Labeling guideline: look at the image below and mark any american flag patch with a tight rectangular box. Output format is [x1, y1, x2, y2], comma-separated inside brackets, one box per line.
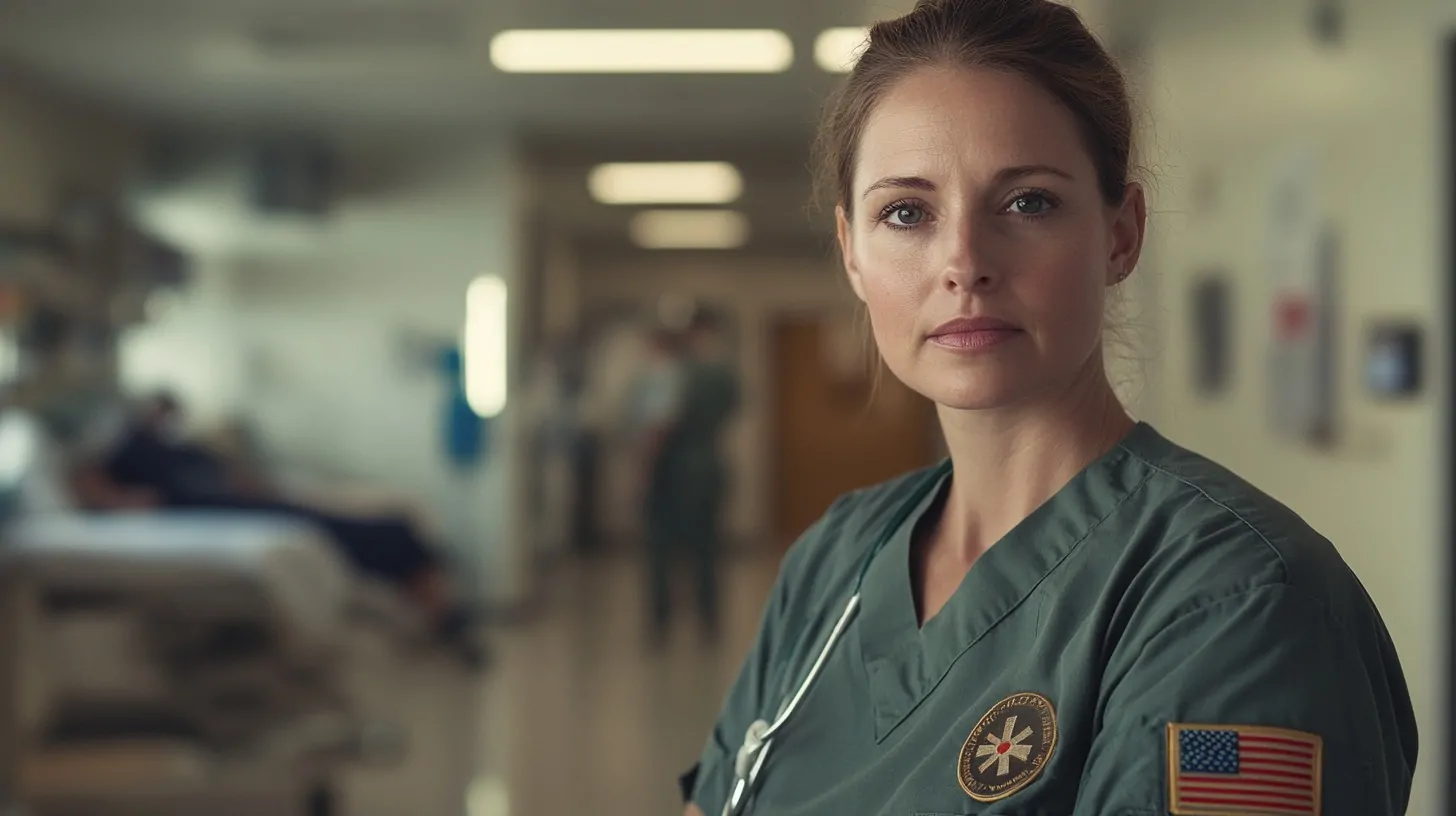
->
[1167, 723, 1322, 815]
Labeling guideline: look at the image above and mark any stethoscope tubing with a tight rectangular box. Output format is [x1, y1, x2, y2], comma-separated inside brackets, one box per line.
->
[721, 593, 862, 816]
[719, 460, 951, 816]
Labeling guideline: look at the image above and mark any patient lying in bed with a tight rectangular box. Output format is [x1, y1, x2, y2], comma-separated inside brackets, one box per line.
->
[67, 392, 485, 667]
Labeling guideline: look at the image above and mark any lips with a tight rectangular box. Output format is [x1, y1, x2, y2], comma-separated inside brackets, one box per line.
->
[929, 316, 1021, 336]
[927, 316, 1023, 350]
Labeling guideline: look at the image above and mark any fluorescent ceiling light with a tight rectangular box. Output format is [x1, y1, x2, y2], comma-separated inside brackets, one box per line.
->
[629, 209, 750, 250]
[815, 27, 870, 73]
[589, 162, 742, 205]
[490, 29, 794, 74]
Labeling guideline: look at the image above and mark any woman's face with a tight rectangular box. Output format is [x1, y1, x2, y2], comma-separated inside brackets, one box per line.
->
[837, 66, 1145, 412]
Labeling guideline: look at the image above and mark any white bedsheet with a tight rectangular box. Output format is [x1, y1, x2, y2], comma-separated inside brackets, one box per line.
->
[0, 512, 350, 650]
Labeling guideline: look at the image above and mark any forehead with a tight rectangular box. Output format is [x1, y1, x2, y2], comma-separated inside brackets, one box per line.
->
[854, 66, 1094, 191]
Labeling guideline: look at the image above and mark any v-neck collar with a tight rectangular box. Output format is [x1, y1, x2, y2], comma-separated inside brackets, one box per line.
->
[855, 422, 1152, 742]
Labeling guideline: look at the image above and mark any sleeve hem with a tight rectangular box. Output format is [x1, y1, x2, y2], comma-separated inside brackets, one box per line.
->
[678, 763, 700, 804]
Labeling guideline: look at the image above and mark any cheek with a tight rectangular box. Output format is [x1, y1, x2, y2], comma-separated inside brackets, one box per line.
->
[853, 237, 934, 339]
[1020, 247, 1108, 342]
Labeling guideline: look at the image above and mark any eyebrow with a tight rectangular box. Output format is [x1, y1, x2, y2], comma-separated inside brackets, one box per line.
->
[860, 164, 1076, 200]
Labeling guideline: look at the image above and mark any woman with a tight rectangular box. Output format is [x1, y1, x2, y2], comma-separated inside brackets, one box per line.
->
[682, 1, 1417, 814]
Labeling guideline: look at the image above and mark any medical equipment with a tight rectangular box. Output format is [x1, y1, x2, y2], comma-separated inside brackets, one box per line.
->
[721, 462, 950, 816]
[0, 513, 392, 811]
[0, 410, 419, 815]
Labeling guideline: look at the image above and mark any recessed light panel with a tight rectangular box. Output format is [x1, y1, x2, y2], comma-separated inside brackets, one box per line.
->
[588, 162, 743, 205]
[491, 29, 794, 74]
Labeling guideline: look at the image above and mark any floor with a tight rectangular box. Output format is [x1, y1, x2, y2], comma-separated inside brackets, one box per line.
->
[341, 550, 780, 816]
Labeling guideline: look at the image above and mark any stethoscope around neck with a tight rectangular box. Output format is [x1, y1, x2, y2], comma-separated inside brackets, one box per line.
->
[720, 462, 949, 816]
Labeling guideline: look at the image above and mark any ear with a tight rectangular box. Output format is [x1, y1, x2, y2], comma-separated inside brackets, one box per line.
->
[1107, 182, 1147, 286]
[837, 205, 868, 302]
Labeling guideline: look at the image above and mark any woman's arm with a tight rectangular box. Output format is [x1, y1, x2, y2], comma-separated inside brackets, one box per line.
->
[1072, 583, 1416, 815]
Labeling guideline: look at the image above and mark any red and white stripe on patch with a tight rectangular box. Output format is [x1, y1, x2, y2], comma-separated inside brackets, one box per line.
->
[1167, 723, 1322, 815]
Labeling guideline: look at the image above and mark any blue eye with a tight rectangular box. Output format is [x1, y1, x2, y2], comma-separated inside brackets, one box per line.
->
[882, 202, 927, 228]
[1007, 192, 1055, 216]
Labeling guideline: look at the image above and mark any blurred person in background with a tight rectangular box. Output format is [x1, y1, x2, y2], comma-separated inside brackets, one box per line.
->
[682, 0, 1415, 814]
[637, 324, 688, 643]
[68, 390, 486, 667]
[640, 312, 740, 646]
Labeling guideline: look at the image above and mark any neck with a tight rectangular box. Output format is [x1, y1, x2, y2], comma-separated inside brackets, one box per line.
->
[933, 358, 1134, 563]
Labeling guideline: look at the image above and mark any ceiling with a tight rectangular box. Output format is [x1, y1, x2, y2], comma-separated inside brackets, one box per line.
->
[0, 0, 920, 253]
[0, 0, 903, 142]
[0, 0, 1154, 256]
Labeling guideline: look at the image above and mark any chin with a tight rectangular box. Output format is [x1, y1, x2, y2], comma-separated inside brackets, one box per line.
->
[907, 368, 1036, 412]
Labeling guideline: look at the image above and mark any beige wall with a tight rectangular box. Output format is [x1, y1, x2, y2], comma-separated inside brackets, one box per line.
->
[1137, 2, 1450, 811]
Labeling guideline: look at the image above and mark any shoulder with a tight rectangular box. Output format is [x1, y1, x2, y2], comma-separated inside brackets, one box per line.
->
[1114, 424, 1375, 632]
[1099, 428, 1415, 771]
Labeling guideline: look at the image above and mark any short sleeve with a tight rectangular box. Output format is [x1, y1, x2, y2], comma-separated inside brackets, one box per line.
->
[1071, 584, 1417, 815]
[678, 764, 699, 804]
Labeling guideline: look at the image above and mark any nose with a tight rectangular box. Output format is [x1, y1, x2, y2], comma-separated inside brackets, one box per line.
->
[940, 218, 998, 294]
[942, 265, 994, 294]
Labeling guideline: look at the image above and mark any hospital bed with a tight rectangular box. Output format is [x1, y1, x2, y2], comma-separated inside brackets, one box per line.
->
[0, 412, 425, 815]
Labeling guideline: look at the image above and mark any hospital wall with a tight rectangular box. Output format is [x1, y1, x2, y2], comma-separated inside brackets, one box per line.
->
[120, 140, 534, 608]
[1135, 1, 1451, 812]
[120, 257, 245, 425]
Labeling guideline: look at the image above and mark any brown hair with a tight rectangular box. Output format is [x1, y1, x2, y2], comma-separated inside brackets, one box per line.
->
[815, 0, 1135, 215]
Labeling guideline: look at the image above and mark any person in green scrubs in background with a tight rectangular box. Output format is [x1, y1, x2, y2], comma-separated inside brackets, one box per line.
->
[643, 310, 740, 645]
[681, 0, 1417, 814]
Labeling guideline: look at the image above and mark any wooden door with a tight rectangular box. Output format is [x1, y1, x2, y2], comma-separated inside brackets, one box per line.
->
[770, 316, 939, 545]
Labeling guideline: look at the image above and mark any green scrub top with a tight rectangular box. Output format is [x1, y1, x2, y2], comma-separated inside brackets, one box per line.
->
[651, 356, 739, 521]
[663, 357, 739, 464]
[689, 422, 1416, 816]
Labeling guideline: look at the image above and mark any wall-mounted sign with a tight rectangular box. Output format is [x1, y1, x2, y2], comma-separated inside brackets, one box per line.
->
[1265, 150, 1339, 447]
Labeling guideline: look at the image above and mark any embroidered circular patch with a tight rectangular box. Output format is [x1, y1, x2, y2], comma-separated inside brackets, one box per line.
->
[957, 692, 1058, 802]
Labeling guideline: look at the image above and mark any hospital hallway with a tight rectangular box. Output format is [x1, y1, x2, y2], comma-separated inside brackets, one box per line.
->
[342, 549, 780, 816]
[0, 0, 1452, 813]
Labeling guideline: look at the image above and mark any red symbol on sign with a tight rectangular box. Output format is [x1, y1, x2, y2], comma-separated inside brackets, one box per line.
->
[1275, 296, 1311, 342]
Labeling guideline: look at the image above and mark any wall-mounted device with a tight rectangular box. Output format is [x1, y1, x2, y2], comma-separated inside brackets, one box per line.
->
[1364, 321, 1423, 399]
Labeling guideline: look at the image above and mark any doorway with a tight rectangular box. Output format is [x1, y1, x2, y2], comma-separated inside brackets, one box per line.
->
[769, 314, 940, 545]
